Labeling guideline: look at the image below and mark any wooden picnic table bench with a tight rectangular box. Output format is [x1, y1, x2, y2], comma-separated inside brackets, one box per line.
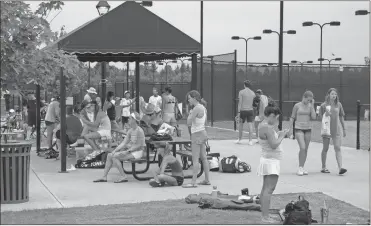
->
[123, 137, 204, 181]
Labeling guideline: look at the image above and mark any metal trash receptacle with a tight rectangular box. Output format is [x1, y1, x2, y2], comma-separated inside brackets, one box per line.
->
[1, 141, 32, 204]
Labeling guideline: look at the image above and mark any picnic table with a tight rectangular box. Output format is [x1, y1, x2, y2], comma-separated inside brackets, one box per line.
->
[121, 136, 204, 181]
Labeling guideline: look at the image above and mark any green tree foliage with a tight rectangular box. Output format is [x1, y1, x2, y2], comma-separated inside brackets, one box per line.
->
[365, 57, 370, 66]
[1, 1, 86, 97]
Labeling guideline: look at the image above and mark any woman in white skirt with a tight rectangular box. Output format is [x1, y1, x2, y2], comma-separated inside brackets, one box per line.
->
[257, 103, 288, 223]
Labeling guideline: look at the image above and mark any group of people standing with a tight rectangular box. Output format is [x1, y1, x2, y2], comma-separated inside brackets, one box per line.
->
[236, 80, 348, 223]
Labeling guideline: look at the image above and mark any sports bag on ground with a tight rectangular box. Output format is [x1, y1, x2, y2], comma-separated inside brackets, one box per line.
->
[220, 155, 240, 173]
[283, 196, 315, 225]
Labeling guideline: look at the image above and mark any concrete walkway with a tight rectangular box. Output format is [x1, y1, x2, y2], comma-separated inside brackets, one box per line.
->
[1, 138, 369, 212]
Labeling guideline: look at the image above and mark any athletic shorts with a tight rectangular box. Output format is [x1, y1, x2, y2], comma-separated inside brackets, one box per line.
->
[171, 175, 184, 186]
[294, 128, 311, 135]
[240, 110, 254, 123]
[163, 113, 176, 124]
[56, 130, 73, 144]
[97, 130, 111, 139]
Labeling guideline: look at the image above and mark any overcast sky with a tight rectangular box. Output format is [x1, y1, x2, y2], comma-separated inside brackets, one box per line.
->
[27, 1, 369, 68]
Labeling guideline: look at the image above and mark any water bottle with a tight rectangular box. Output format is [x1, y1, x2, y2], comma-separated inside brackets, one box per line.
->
[212, 186, 218, 198]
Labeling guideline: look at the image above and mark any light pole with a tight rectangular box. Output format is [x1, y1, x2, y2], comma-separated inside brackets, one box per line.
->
[355, 10, 370, 15]
[157, 60, 177, 85]
[302, 20, 341, 81]
[88, 62, 91, 88]
[262, 3, 296, 130]
[318, 57, 342, 69]
[96, 1, 111, 107]
[291, 60, 313, 71]
[231, 35, 262, 79]
[200, 1, 204, 96]
[339, 65, 344, 101]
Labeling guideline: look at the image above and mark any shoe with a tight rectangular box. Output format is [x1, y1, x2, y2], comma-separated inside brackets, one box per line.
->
[248, 141, 254, 146]
[303, 169, 309, 175]
[297, 167, 304, 176]
[235, 139, 241, 144]
[339, 168, 347, 175]
[261, 217, 277, 224]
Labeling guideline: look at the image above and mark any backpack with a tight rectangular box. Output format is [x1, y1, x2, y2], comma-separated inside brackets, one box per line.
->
[283, 196, 314, 225]
[220, 155, 240, 173]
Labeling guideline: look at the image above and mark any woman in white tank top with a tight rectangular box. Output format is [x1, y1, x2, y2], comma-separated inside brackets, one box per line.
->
[257, 103, 289, 223]
[182, 90, 210, 188]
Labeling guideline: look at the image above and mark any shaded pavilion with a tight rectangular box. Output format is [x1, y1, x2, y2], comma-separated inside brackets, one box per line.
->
[47, 1, 201, 171]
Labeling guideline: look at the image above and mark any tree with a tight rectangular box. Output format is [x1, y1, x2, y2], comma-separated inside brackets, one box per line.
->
[150, 62, 158, 83]
[365, 57, 370, 66]
[1, 1, 85, 97]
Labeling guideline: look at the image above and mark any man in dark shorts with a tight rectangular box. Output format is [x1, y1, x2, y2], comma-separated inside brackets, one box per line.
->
[55, 105, 83, 153]
[26, 93, 44, 140]
[149, 143, 184, 187]
[236, 80, 256, 145]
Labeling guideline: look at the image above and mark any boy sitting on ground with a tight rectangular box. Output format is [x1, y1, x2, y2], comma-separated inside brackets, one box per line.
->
[149, 143, 184, 187]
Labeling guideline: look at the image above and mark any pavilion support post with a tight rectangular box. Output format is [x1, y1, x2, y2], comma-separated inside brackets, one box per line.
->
[135, 60, 140, 113]
[59, 67, 67, 173]
[36, 84, 41, 152]
[191, 54, 198, 90]
[126, 62, 129, 91]
[101, 62, 106, 110]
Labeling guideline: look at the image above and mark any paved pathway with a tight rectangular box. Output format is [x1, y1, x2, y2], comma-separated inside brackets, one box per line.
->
[1, 138, 369, 212]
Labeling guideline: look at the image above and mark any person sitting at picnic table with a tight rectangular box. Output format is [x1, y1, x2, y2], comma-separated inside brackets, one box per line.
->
[149, 143, 184, 187]
[54, 105, 83, 153]
[141, 103, 163, 136]
[6, 109, 17, 129]
[82, 101, 112, 151]
[93, 112, 146, 183]
[80, 100, 96, 136]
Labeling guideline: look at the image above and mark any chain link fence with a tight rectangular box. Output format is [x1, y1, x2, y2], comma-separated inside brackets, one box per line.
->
[357, 101, 370, 151]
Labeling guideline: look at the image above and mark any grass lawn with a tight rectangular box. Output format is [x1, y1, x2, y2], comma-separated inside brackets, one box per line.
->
[2, 192, 369, 224]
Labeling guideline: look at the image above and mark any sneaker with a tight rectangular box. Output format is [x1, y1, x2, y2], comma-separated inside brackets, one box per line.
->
[303, 169, 309, 175]
[261, 217, 277, 224]
[297, 167, 304, 176]
[248, 140, 254, 146]
[235, 139, 241, 144]
[339, 168, 347, 175]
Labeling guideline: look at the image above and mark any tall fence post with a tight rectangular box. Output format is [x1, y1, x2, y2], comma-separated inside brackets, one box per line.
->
[210, 57, 214, 127]
[356, 100, 361, 150]
[292, 101, 296, 139]
[233, 50, 237, 131]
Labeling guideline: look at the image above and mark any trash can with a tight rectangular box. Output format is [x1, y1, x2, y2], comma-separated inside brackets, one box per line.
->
[0, 141, 32, 204]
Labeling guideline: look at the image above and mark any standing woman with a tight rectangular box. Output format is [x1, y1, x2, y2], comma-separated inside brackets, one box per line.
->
[289, 91, 316, 176]
[182, 90, 210, 188]
[103, 91, 120, 131]
[319, 88, 347, 175]
[257, 103, 288, 223]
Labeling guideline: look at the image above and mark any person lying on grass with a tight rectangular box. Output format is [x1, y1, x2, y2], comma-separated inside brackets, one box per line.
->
[93, 112, 146, 183]
[149, 143, 184, 187]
